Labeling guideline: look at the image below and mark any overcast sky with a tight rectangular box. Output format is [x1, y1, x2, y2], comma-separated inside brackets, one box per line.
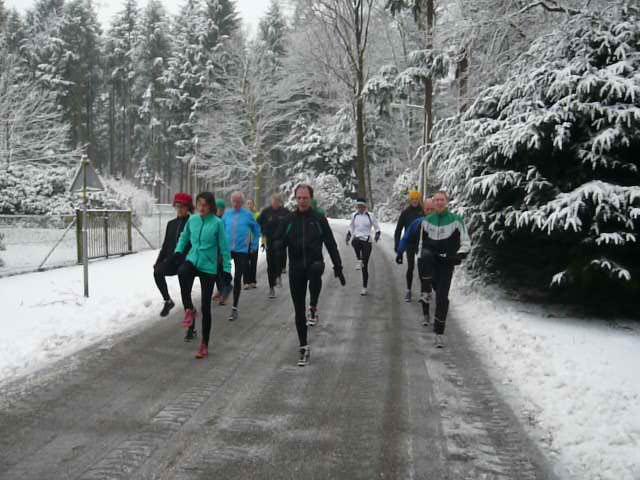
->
[6, 0, 268, 36]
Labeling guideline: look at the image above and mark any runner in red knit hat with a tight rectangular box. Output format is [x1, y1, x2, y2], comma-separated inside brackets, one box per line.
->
[153, 192, 194, 340]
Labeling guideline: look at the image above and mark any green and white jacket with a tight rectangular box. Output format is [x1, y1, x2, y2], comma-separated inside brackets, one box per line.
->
[398, 210, 470, 257]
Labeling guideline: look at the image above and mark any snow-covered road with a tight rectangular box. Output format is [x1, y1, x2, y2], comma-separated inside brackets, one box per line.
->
[0, 223, 552, 479]
[0, 220, 637, 479]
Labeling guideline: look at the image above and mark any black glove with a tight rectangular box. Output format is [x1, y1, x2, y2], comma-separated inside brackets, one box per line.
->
[374, 231, 381, 242]
[345, 231, 351, 245]
[395, 254, 403, 265]
[222, 271, 233, 285]
[334, 266, 346, 286]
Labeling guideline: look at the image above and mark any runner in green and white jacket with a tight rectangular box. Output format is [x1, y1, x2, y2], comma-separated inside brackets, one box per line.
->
[396, 191, 470, 347]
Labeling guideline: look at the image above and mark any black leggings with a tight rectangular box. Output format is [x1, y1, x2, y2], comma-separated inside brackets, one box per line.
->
[418, 250, 454, 334]
[232, 252, 249, 307]
[351, 238, 372, 287]
[266, 246, 284, 288]
[245, 251, 258, 285]
[154, 258, 179, 301]
[289, 261, 324, 346]
[406, 248, 416, 290]
[178, 261, 217, 345]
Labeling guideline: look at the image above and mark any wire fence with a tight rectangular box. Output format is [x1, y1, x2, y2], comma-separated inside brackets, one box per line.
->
[0, 204, 176, 277]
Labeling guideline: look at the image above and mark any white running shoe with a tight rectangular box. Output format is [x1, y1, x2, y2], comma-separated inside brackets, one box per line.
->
[355, 261, 361, 270]
[360, 287, 368, 296]
[434, 334, 445, 348]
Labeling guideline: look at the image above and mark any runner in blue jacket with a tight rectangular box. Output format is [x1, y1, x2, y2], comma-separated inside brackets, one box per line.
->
[222, 191, 261, 322]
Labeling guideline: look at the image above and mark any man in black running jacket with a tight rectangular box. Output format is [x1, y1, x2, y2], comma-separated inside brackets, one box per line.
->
[282, 184, 345, 367]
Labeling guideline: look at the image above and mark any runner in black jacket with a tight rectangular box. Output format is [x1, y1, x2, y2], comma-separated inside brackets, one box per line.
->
[154, 193, 193, 324]
[394, 191, 424, 302]
[282, 184, 345, 367]
[257, 193, 291, 298]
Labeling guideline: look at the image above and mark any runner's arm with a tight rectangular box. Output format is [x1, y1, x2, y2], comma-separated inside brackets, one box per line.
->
[175, 219, 191, 254]
[320, 216, 342, 269]
[393, 211, 405, 252]
[156, 222, 171, 264]
[217, 222, 232, 273]
[397, 217, 421, 256]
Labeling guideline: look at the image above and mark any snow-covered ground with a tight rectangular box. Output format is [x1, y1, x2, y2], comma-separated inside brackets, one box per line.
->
[452, 274, 640, 480]
[377, 220, 640, 480]
[0, 250, 173, 383]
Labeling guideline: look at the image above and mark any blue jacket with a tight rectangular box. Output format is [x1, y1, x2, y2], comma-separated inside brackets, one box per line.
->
[222, 208, 261, 253]
[175, 214, 231, 275]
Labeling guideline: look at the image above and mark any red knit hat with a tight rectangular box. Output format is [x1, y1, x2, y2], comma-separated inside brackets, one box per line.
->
[173, 192, 194, 212]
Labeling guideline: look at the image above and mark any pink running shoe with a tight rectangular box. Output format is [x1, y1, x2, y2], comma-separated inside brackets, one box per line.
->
[195, 342, 208, 359]
[183, 309, 196, 329]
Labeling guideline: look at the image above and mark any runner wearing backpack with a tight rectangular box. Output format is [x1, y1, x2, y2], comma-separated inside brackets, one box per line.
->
[346, 198, 381, 296]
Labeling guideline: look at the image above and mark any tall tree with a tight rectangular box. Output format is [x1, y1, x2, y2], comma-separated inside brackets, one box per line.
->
[3, 9, 25, 52]
[104, 0, 139, 177]
[300, 0, 375, 199]
[59, 0, 102, 156]
[134, 0, 172, 187]
[160, 0, 215, 192]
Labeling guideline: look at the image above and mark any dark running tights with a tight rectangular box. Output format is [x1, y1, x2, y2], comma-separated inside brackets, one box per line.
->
[418, 251, 454, 335]
[406, 249, 416, 290]
[351, 238, 372, 288]
[289, 262, 324, 347]
[232, 252, 249, 308]
[178, 261, 217, 345]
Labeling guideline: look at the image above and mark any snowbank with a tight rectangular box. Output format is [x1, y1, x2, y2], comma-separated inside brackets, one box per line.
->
[379, 219, 640, 479]
[0, 250, 171, 383]
[453, 273, 640, 480]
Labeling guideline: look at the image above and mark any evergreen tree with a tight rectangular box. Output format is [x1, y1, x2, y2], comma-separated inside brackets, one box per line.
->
[134, 0, 172, 185]
[3, 9, 25, 53]
[58, 0, 102, 155]
[160, 0, 214, 190]
[431, 8, 640, 304]
[203, 0, 239, 48]
[0, 0, 7, 32]
[104, 0, 139, 177]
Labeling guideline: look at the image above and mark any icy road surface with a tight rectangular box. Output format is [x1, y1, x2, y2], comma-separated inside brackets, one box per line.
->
[0, 224, 554, 479]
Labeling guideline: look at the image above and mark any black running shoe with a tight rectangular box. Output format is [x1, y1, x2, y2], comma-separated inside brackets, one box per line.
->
[184, 328, 197, 342]
[297, 346, 310, 366]
[160, 299, 175, 317]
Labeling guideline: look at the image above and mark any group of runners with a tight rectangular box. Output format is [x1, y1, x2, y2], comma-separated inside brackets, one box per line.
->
[153, 184, 468, 365]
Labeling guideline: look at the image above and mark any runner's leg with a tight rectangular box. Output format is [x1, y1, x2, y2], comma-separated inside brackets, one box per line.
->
[232, 252, 249, 308]
[178, 261, 197, 311]
[433, 260, 455, 335]
[406, 248, 416, 290]
[199, 272, 216, 345]
[360, 241, 372, 288]
[289, 266, 309, 346]
[308, 261, 324, 309]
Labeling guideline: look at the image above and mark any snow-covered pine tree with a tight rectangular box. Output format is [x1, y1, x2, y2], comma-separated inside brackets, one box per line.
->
[283, 110, 355, 193]
[3, 9, 25, 53]
[133, 0, 172, 187]
[0, 41, 76, 166]
[160, 0, 215, 191]
[58, 0, 102, 156]
[104, 0, 139, 177]
[431, 8, 640, 304]
[0, 0, 7, 31]
[203, 0, 239, 49]
[19, 3, 71, 111]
